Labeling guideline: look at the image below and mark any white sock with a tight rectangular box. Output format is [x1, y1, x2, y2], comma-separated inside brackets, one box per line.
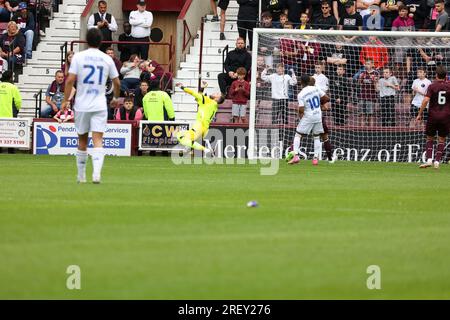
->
[91, 148, 105, 179]
[313, 136, 321, 159]
[293, 134, 301, 155]
[76, 150, 88, 180]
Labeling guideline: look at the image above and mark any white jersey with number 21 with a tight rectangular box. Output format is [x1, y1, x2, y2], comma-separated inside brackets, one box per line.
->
[69, 48, 119, 113]
[297, 85, 325, 123]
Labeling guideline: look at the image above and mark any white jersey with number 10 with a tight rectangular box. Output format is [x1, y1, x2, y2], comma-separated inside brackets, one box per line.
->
[69, 48, 119, 113]
[297, 85, 325, 123]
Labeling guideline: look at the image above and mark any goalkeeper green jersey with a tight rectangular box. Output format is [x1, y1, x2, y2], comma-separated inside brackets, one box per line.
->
[142, 90, 175, 121]
[0, 81, 22, 118]
[183, 87, 218, 130]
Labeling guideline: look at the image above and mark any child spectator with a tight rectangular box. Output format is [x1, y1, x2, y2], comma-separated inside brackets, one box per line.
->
[120, 54, 142, 94]
[53, 102, 74, 123]
[377, 67, 399, 127]
[115, 97, 143, 121]
[229, 67, 250, 123]
[278, 13, 288, 28]
[357, 58, 379, 127]
[410, 67, 431, 126]
[261, 63, 298, 125]
[261, 10, 274, 28]
[313, 63, 329, 93]
[329, 65, 351, 125]
[298, 12, 311, 29]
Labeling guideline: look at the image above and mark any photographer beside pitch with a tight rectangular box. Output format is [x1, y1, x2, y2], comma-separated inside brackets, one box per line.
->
[416, 65, 450, 169]
[62, 28, 121, 184]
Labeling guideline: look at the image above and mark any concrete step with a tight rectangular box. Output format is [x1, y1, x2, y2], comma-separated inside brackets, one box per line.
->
[179, 62, 223, 72]
[45, 28, 80, 38]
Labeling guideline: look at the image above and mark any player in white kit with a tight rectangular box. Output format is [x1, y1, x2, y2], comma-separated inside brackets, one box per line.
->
[288, 74, 330, 165]
[62, 28, 121, 184]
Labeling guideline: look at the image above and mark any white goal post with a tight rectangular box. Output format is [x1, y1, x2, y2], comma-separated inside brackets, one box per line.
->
[248, 29, 450, 162]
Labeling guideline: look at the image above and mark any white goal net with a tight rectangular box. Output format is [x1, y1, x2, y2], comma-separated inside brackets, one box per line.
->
[248, 29, 450, 162]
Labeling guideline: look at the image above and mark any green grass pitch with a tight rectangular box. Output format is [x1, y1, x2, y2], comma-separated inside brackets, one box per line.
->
[0, 154, 449, 299]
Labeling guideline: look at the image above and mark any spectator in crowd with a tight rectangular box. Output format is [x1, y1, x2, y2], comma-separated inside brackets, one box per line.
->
[391, 4, 414, 74]
[262, 0, 285, 25]
[261, 10, 274, 28]
[0, 70, 21, 118]
[129, 0, 153, 60]
[37, 0, 55, 37]
[357, 58, 379, 126]
[236, 0, 259, 50]
[410, 67, 431, 126]
[392, 4, 415, 30]
[120, 54, 142, 94]
[380, 0, 402, 30]
[42, 70, 68, 117]
[261, 63, 297, 124]
[142, 79, 175, 121]
[313, 63, 329, 92]
[278, 13, 289, 28]
[229, 67, 250, 123]
[115, 97, 143, 121]
[62, 51, 74, 78]
[334, 0, 352, 22]
[297, 36, 321, 74]
[12, 2, 34, 60]
[406, 37, 431, 82]
[53, 101, 74, 123]
[314, 1, 338, 29]
[434, 0, 448, 31]
[133, 79, 149, 110]
[118, 22, 134, 62]
[280, 23, 299, 75]
[329, 65, 351, 125]
[363, 4, 385, 30]
[320, 41, 348, 73]
[210, 0, 228, 40]
[105, 47, 122, 75]
[298, 12, 312, 29]
[140, 59, 167, 88]
[87, 0, 118, 52]
[339, 1, 363, 42]
[405, 0, 427, 30]
[359, 36, 389, 71]
[311, 0, 331, 22]
[0, 21, 25, 69]
[218, 37, 251, 96]
[377, 67, 399, 126]
[357, 0, 381, 19]
[0, 0, 11, 22]
[256, 55, 271, 99]
[284, 0, 309, 25]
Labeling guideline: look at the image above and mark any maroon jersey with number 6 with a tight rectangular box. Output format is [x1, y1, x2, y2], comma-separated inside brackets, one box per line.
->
[425, 80, 450, 137]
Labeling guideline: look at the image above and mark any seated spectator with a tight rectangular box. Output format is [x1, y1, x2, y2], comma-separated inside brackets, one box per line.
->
[313, 0, 331, 22]
[12, 2, 34, 60]
[357, 0, 381, 19]
[140, 58, 164, 82]
[229, 67, 250, 123]
[262, 0, 284, 25]
[133, 79, 149, 110]
[105, 47, 122, 75]
[120, 54, 141, 94]
[284, 0, 309, 26]
[391, 4, 414, 30]
[363, 4, 385, 30]
[218, 37, 251, 96]
[118, 21, 134, 62]
[314, 1, 338, 29]
[298, 12, 312, 29]
[115, 97, 143, 121]
[0, 0, 11, 22]
[142, 79, 174, 121]
[42, 70, 66, 117]
[278, 13, 288, 28]
[260, 11, 274, 28]
[87, 0, 118, 52]
[0, 21, 25, 69]
[53, 102, 74, 123]
[339, 1, 363, 42]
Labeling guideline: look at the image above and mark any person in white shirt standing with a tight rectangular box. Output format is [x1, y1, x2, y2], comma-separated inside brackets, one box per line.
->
[129, 0, 153, 60]
[410, 67, 431, 128]
[87, 0, 118, 52]
[62, 28, 121, 184]
[287, 74, 330, 166]
[312, 63, 329, 93]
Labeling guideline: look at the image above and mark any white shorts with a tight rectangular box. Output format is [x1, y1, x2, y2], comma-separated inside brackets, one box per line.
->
[74, 110, 108, 135]
[297, 120, 324, 136]
[232, 104, 246, 117]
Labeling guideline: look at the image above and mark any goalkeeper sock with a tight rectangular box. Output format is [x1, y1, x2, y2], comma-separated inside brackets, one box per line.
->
[435, 143, 445, 162]
[426, 140, 434, 161]
[91, 148, 105, 179]
[313, 136, 321, 159]
[323, 139, 333, 161]
[76, 150, 88, 181]
[192, 141, 206, 151]
[293, 134, 301, 154]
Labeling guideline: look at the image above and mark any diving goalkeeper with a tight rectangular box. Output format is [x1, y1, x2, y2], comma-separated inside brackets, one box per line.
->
[175, 81, 225, 153]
